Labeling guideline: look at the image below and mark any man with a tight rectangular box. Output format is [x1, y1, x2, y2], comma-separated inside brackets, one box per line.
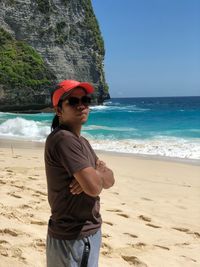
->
[45, 79, 115, 267]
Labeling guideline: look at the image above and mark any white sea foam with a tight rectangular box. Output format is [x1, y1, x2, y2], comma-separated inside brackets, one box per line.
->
[0, 117, 50, 141]
[90, 105, 108, 110]
[0, 117, 200, 160]
[86, 137, 200, 160]
[103, 101, 123, 106]
[90, 105, 150, 112]
[103, 101, 114, 105]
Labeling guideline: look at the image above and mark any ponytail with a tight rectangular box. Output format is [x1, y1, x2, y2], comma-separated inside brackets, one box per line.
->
[51, 114, 59, 131]
[51, 97, 63, 131]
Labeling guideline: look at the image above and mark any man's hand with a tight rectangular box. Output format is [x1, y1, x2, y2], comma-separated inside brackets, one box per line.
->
[95, 158, 115, 189]
[69, 178, 83, 195]
[96, 159, 107, 171]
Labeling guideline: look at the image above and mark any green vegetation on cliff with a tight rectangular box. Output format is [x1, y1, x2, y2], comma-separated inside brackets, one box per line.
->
[82, 0, 105, 55]
[0, 28, 54, 89]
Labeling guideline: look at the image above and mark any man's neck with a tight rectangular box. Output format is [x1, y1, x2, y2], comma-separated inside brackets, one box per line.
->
[59, 123, 81, 137]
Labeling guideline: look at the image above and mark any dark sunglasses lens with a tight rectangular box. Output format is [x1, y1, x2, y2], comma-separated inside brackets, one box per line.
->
[68, 97, 79, 106]
[68, 96, 91, 106]
[82, 96, 91, 105]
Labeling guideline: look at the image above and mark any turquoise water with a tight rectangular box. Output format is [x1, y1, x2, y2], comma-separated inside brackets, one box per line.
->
[87, 97, 200, 140]
[0, 96, 200, 159]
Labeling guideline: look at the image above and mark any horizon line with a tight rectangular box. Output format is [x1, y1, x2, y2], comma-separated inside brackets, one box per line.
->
[109, 95, 200, 99]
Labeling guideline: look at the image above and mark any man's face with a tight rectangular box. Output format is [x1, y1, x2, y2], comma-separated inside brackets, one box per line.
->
[56, 87, 90, 126]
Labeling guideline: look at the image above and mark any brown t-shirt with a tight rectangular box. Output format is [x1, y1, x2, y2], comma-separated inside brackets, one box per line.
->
[44, 125, 102, 240]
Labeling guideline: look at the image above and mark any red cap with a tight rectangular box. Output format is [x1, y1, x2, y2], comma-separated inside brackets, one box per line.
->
[52, 80, 94, 107]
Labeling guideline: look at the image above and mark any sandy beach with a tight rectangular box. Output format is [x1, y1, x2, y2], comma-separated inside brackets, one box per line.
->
[0, 139, 200, 267]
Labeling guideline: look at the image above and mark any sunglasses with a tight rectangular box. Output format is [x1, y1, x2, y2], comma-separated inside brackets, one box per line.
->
[65, 96, 91, 107]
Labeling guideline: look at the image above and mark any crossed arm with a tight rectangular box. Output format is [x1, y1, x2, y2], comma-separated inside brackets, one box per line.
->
[70, 159, 115, 197]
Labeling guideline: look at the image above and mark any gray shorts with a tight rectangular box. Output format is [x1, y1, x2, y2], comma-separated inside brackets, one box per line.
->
[46, 229, 102, 267]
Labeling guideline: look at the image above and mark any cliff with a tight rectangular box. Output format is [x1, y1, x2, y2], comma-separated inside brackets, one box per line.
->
[0, 0, 109, 112]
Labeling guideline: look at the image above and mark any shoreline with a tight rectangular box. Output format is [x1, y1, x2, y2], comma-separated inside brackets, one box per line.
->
[0, 137, 199, 166]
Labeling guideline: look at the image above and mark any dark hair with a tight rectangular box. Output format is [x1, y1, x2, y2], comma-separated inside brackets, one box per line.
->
[51, 99, 63, 131]
[51, 115, 59, 131]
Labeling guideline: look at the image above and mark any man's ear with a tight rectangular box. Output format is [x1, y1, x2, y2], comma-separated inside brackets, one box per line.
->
[54, 106, 62, 117]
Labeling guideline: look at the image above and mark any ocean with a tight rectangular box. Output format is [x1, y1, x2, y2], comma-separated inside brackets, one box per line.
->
[0, 96, 200, 160]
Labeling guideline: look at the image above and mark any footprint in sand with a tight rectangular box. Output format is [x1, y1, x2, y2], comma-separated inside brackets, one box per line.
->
[30, 220, 47, 226]
[131, 242, 147, 249]
[13, 155, 22, 158]
[103, 221, 114, 226]
[0, 228, 18, 237]
[192, 232, 200, 238]
[154, 244, 170, 250]
[32, 193, 42, 197]
[0, 179, 6, 185]
[117, 213, 130, 218]
[11, 247, 26, 261]
[102, 233, 111, 238]
[1, 211, 24, 223]
[31, 238, 46, 251]
[35, 190, 47, 196]
[0, 248, 9, 257]
[28, 176, 37, 180]
[32, 190, 47, 197]
[111, 192, 119, 195]
[141, 197, 153, 201]
[12, 185, 25, 190]
[8, 192, 22, 199]
[146, 223, 161, 229]
[180, 255, 197, 262]
[31, 192, 46, 199]
[5, 169, 13, 173]
[0, 242, 26, 262]
[0, 240, 10, 257]
[121, 255, 148, 267]
[106, 209, 123, 212]
[10, 180, 20, 185]
[19, 204, 32, 209]
[0, 240, 10, 245]
[0, 228, 29, 237]
[138, 215, 152, 222]
[101, 242, 112, 256]
[172, 227, 190, 233]
[0, 241, 9, 257]
[172, 227, 200, 239]
[175, 242, 190, 247]
[30, 200, 41, 206]
[106, 209, 130, 218]
[123, 233, 138, 238]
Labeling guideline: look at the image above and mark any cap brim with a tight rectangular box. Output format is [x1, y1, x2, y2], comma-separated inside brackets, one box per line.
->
[52, 81, 94, 107]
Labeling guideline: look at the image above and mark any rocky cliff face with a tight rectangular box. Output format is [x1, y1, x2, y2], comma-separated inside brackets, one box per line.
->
[0, 0, 109, 112]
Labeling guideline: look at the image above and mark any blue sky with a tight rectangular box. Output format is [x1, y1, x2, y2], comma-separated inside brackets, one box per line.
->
[92, 0, 200, 97]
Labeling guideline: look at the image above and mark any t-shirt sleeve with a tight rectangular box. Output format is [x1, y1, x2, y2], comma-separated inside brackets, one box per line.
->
[83, 137, 99, 163]
[54, 134, 92, 175]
